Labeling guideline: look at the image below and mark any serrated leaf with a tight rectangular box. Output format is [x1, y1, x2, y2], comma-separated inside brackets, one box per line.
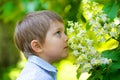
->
[103, 1, 119, 20]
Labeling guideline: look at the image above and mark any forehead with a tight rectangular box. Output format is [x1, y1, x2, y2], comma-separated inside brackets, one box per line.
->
[49, 20, 64, 30]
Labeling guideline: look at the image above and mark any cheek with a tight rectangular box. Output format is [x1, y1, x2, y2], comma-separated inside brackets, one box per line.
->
[48, 44, 63, 56]
[44, 37, 64, 52]
[50, 45, 63, 53]
[47, 39, 63, 48]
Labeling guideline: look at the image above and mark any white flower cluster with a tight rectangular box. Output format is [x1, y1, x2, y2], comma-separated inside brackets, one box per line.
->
[89, 12, 120, 42]
[67, 21, 112, 72]
[82, 0, 101, 20]
[82, 0, 120, 42]
[67, 0, 120, 73]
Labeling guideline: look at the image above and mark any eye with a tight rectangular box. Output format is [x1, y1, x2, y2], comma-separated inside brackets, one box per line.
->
[56, 31, 61, 37]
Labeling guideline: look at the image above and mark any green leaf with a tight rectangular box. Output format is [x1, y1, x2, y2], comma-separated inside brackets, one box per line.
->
[81, 14, 86, 23]
[102, 1, 119, 20]
[109, 70, 120, 80]
[76, 66, 82, 79]
[86, 22, 91, 30]
[87, 71, 103, 80]
[118, 0, 120, 8]
[102, 47, 120, 61]
[109, 62, 120, 72]
[102, 73, 110, 80]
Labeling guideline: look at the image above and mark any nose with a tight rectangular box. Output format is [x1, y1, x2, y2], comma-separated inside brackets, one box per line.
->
[64, 34, 68, 42]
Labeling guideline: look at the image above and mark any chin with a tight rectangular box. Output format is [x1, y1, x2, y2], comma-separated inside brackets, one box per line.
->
[55, 53, 68, 62]
[62, 53, 68, 58]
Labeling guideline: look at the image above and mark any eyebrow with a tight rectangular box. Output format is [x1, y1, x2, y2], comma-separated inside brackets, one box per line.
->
[55, 26, 64, 31]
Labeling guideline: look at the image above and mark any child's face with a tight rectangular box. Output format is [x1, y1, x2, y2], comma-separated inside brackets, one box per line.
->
[42, 21, 68, 63]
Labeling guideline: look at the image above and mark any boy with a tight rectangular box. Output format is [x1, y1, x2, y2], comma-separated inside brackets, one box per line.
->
[14, 10, 68, 80]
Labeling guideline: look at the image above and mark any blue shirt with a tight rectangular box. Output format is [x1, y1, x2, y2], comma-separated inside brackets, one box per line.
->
[17, 55, 57, 80]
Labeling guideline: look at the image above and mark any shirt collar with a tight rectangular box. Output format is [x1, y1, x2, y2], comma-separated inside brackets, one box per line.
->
[28, 55, 57, 73]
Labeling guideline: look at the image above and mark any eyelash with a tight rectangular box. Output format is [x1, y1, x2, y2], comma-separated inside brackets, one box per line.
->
[56, 31, 61, 37]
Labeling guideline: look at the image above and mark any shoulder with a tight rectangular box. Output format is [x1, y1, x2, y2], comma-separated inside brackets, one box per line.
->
[17, 73, 53, 80]
[17, 62, 54, 80]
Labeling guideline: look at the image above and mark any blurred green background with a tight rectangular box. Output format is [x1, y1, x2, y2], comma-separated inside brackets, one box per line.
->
[0, 0, 82, 80]
[0, 0, 118, 80]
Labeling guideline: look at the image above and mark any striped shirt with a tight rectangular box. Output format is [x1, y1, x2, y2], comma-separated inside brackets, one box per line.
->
[17, 55, 57, 80]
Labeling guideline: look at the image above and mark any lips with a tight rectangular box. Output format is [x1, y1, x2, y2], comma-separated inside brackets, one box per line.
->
[64, 46, 68, 49]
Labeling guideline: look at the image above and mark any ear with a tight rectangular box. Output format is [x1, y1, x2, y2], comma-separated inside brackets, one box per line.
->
[31, 40, 43, 53]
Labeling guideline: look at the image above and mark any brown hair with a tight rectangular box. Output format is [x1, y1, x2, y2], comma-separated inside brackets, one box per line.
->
[14, 10, 63, 58]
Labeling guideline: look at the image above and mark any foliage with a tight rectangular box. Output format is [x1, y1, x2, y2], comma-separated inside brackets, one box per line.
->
[1, 0, 120, 80]
[67, 0, 120, 80]
[42, 0, 82, 21]
[0, 0, 82, 80]
[102, 0, 120, 20]
[0, 56, 26, 80]
[0, 0, 81, 66]
[87, 46, 120, 80]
